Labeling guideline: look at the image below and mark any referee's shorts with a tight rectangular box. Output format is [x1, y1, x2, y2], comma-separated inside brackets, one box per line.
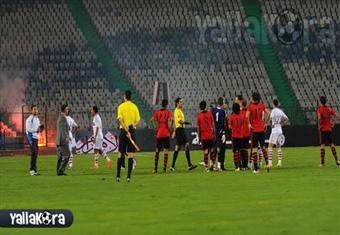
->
[119, 127, 136, 154]
[175, 128, 188, 146]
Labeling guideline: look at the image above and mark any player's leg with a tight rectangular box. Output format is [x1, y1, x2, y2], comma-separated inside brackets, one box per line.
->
[126, 129, 137, 182]
[201, 141, 209, 170]
[320, 131, 326, 167]
[93, 148, 100, 170]
[162, 138, 170, 172]
[30, 139, 39, 175]
[259, 132, 269, 171]
[277, 144, 283, 167]
[127, 152, 134, 182]
[232, 139, 241, 171]
[268, 133, 274, 167]
[219, 144, 226, 170]
[163, 148, 169, 172]
[251, 133, 259, 173]
[185, 142, 197, 170]
[171, 144, 180, 171]
[329, 131, 339, 165]
[171, 129, 181, 171]
[203, 148, 209, 170]
[209, 144, 217, 171]
[320, 144, 326, 167]
[241, 137, 249, 170]
[68, 143, 74, 169]
[330, 143, 340, 166]
[116, 131, 127, 181]
[153, 144, 160, 173]
[99, 148, 112, 169]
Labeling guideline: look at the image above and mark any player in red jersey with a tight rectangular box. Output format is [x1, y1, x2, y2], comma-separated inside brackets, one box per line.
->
[246, 92, 271, 173]
[235, 95, 251, 170]
[196, 101, 215, 171]
[317, 96, 339, 167]
[229, 103, 244, 171]
[151, 99, 173, 173]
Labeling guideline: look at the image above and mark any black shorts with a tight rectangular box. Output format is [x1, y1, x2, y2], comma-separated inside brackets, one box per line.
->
[119, 128, 136, 154]
[320, 131, 333, 145]
[232, 138, 243, 153]
[156, 137, 170, 149]
[175, 128, 188, 146]
[201, 140, 214, 150]
[242, 136, 250, 149]
[251, 132, 265, 148]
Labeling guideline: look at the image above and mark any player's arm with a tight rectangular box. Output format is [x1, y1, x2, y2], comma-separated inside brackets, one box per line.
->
[264, 108, 271, 126]
[134, 107, 141, 128]
[317, 111, 322, 130]
[331, 109, 337, 128]
[169, 116, 174, 135]
[282, 115, 289, 125]
[246, 110, 251, 129]
[72, 125, 78, 135]
[196, 119, 201, 142]
[150, 114, 156, 130]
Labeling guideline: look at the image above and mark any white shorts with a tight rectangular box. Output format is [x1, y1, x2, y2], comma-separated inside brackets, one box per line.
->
[94, 137, 103, 150]
[269, 133, 281, 145]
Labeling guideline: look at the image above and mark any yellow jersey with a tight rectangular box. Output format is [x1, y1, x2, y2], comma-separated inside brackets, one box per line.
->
[174, 108, 185, 129]
[117, 101, 141, 129]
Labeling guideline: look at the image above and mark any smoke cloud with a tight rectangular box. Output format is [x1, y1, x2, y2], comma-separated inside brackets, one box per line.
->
[0, 71, 27, 113]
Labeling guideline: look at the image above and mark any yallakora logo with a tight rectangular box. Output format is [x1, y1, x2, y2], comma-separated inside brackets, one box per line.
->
[10, 211, 65, 226]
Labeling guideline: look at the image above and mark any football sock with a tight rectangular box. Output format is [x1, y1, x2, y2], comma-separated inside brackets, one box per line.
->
[219, 147, 226, 168]
[331, 146, 338, 161]
[69, 154, 73, 165]
[163, 153, 168, 168]
[210, 150, 217, 165]
[95, 153, 99, 166]
[278, 148, 283, 161]
[116, 157, 122, 177]
[268, 147, 273, 164]
[241, 149, 248, 168]
[233, 152, 240, 169]
[320, 148, 325, 164]
[154, 152, 160, 170]
[127, 158, 133, 178]
[262, 148, 268, 165]
[103, 152, 111, 162]
[121, 154, 126, 168]
[204, 153, 209, 166]
[172, 150, 179, 168]
[253, 152, 258, 171]
[185, 150, 192, 166]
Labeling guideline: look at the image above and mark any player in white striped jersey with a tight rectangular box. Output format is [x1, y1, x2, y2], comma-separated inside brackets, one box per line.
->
[268, 99, 289, 168]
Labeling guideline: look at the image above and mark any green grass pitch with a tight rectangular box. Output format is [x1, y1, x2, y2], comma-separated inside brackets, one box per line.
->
[0, 147, 340, 235]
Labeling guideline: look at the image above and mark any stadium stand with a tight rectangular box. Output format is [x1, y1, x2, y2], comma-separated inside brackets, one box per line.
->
[0, 0, 123, 130]
[83, 0, 277, 122]
[260, 0, 340, 123]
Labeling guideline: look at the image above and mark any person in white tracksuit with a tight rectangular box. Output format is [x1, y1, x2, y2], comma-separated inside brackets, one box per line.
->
[268, 99, 289, 167]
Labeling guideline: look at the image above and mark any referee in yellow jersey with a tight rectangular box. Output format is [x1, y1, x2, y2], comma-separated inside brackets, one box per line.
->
[116, 90, 141, 182]
[170, 98, 197, 171]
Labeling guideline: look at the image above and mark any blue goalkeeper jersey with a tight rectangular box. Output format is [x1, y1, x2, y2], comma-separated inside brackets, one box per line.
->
[212, 107, 226, 137]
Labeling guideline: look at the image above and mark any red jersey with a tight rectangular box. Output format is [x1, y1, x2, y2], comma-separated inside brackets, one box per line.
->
[240, 109, 250, 137]
[152, 109, 173, 138]
[196, 111, 214, 140]
[248, 102, 267, 133]
[229, 113, 244, 138]
[317, 105, 336, 132]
